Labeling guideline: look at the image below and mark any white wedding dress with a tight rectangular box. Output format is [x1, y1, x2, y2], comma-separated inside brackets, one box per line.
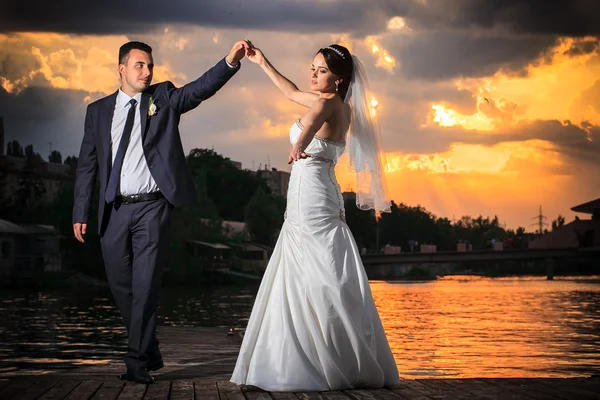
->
[230, 120, 400, 391]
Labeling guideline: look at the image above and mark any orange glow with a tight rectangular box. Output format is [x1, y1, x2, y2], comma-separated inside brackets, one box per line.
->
[430, 102, 496, 131]
[452, 37, 600, 129]
[370, 278, 600, 378]
[365, 36, 396, 71]
[370, 96, 379, 117]
[387, 17, 410, 31]
[334, 139, 574, 228]
[0, 32, 187, 96]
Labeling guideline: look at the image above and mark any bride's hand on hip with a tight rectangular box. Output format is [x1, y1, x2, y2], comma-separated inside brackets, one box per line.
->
[288, 144, 307, 164]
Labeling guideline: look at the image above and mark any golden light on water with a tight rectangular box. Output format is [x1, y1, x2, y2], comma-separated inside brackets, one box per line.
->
[370, 278, 600, 378]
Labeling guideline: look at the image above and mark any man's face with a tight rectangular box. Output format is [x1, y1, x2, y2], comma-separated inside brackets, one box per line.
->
[119, 49, 154, 93]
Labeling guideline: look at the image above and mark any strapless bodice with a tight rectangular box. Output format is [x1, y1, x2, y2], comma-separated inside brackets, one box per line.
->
[289, 120, 345, 162]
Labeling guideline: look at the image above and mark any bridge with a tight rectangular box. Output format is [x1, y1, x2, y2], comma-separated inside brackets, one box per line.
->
[361, 246, 600, 280]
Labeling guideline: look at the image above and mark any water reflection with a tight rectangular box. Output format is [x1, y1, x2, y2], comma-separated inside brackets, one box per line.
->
[0, 285, 260, 375]
[371, 276, 600, 378]
[0, 276, 599, 378]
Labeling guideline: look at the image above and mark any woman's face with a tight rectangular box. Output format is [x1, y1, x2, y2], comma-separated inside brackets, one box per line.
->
[310, 52, 338, 94]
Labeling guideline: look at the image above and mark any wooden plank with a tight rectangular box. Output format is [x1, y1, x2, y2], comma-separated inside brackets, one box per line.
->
[441, 379, 532, 400]
[388, 382, 434, 400]
[38, 381, 82, 400]
[322, 392, 350, 399]
[243, 385, 268, 393]
[143, 381, 170, 400]
[294, 393, 327, 400]
[218, 381, 244, 394]
[270, 393, 299, 399]
[90, 380, 126, 400]
[394, 380, 446, 399]
[509, 379, 572, 400]
[12, 380, 58, 400]
[218, 380, 247, 400]
[366, 389, 404, 400]
[115, 382, 147, 400]
[224, 394, 246, 400]
[193, 379, 218, 390]
[567, 378, 600, 394]
[417, 380, 478, 400]
[344, 390, 379, 399]
[193, 379, 219, 400]
[170, 380, 194, 400]
[542, 377, 600, 397]
[534, 378, 600, 400]
[0, 380, 31, 400]
[0, 381, 10, 394]
[480, 378, 558, 400]
[65, 380, 103, 400]
[246, 393, 274, 400]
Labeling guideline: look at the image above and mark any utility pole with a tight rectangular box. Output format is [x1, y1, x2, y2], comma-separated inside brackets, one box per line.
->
[530, 205, 548, 234]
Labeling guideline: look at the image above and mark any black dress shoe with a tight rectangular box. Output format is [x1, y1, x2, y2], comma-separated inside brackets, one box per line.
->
[118, 368, 155, 384]
[147, 358, 164, 372]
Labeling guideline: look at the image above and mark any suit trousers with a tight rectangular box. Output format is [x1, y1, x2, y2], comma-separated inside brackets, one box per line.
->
[100, 197, 172, 369]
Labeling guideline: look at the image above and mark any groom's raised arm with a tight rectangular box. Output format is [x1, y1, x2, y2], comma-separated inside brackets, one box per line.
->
[166, 41, 247, 114]
[165, 57, 240, 114]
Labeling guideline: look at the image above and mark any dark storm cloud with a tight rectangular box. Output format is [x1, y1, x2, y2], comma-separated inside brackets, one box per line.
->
[563, 39, 600, 57]
[0, 85, 89, 157]
[505, 120, 600, 165]
[0, 0, 378, 35]
[387, 32, 556, 81]
[3, 0, 600, 37]
[399, 0, 600, 37]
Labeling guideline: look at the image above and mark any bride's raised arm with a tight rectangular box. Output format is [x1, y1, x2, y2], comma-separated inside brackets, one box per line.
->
[246, 43, 319, 108]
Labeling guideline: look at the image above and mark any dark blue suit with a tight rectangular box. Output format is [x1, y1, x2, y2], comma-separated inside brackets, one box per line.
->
[72, 57, 240, 370]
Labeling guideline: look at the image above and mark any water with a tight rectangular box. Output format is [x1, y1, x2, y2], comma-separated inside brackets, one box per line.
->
[1, 276, 599, 378]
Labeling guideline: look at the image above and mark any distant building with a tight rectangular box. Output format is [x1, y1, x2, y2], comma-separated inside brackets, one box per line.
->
[256, 168, 291, 198]
[0, 219, 62, 279]
[0, 119, 74, 205]
[230, 160, 242, 170]
[0, 155, 74, 205]
[571, 197, 600, 220]
[529, 197, 600, 249]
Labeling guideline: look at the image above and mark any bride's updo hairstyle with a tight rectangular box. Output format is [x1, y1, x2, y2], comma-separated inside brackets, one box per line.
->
[317, 44, 353, 99]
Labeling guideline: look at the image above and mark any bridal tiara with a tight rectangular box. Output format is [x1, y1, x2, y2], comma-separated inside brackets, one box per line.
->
[325, 46, 345, 59]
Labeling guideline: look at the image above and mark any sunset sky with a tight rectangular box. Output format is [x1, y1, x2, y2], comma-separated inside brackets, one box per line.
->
[2, 0, 600, 229]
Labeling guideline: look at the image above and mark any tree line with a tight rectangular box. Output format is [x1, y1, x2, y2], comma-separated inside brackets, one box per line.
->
[0, 141, 568, 280]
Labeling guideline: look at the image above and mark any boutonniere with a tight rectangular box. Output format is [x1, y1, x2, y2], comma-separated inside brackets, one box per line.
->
[148, 96, 157, 117]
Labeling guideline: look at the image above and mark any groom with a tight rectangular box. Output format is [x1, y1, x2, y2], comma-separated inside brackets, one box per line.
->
[72, 40, 247, 383]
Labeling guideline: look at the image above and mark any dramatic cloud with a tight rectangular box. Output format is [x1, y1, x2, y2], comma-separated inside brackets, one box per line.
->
[396, 0, 600, 36]
[2, 2, 600, 228]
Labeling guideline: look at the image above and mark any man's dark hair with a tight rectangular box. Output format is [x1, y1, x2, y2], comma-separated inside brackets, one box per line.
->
[118, 41, 153, 65]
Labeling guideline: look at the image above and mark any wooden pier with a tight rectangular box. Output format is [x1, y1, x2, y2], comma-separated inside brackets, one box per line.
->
[1, 327, 598, 399]
[1, 377, 599, 399]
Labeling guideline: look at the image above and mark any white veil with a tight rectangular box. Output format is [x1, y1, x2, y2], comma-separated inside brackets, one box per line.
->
[344, 55, 392, 213]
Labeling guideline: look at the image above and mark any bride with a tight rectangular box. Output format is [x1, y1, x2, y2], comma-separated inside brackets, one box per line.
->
[230, 42, 400, 391]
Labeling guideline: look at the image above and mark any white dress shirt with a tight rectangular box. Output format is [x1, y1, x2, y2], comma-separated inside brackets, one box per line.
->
[110, 60, 237, 196]
[110, 90, 159, 196]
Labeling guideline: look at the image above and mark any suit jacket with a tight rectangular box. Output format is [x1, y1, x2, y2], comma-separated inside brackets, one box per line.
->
[72, 57, 239, 235]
